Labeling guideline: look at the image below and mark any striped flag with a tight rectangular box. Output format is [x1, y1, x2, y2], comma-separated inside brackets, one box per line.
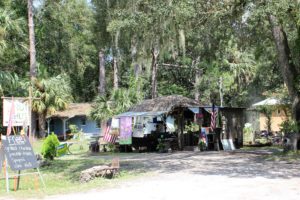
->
[103, 119, 118, 144]
[6, 97, 15, 135]
[210, 104, 218, 131]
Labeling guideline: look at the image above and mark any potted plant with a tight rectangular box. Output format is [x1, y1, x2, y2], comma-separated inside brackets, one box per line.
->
[156, 138, 166, 153]
[198, 140, 206, 152]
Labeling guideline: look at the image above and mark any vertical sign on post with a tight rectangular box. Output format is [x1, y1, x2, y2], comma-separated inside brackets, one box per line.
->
[3, 98, 30, 127]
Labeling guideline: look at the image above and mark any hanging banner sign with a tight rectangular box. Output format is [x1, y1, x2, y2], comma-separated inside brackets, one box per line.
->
[3, 98, 30, 126]
[119, 117, 132, 145]
[1, 135, 38, 171]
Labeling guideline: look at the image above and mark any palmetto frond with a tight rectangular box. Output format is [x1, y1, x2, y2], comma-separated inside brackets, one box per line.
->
[32, 74, 73, 114]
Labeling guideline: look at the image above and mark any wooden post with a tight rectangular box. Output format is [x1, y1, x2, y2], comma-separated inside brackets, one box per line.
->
[14, 176, 17, 191]
[177, 110, 184, 150]
[5, 159, 9, 193]
[62, 119, 67, 140]
[17, 170, 21, 190]
[34, 174, 39, 191]
[219, 77, 223, 107]
[47, 119, 51, 135]
[29, 87, 33, 142]
[37, 168, 46, 189]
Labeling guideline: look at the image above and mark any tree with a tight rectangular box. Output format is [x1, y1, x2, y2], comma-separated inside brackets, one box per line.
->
[91, 76, 143, 121]
[28, 0, 36, 81]
[242, 0, 300, 124]
[36, 0, 97, 101]
[32, 74, 73, 137]
[0, 1, 28, 75]
[268, 14, 300, 125]
[98, 50, 106, 96]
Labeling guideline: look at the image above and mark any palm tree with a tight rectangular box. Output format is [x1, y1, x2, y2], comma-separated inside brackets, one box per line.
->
[90, 95, 114, 122]
[32, 74, 73, 138]
[90, 78, 143, 121]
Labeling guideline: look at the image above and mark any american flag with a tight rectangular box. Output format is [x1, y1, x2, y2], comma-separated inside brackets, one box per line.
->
[6, 97, 15, 135]
[103, 118, 118, 144]
[210, 104, 218, 131]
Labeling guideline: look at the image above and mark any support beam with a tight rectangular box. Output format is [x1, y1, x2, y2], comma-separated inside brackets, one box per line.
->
[46, 119, 51, 136]
[62, 119, 67, 140]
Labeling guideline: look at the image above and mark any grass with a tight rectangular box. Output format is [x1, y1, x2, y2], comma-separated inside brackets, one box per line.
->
[241, 145, 300, 162]
[264, 150, 300, 162]
[0, 140, 147, 199]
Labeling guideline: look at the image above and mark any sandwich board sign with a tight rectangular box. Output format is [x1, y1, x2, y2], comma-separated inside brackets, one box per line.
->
[1, 135, 38, 170]
[0, 135, 44, 192]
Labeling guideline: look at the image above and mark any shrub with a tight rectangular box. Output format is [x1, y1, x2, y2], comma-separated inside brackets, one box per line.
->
[41, 133, 60, 160]
[107, 143, 117, 152]
[280, 120, 299, 135]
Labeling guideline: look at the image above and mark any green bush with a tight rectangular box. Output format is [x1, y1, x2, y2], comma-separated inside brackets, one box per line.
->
[41, 133, 60, 160]
[280, 120, 299, 134]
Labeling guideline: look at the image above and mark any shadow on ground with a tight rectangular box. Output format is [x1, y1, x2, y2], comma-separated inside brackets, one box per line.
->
[120, 150, 300, 179]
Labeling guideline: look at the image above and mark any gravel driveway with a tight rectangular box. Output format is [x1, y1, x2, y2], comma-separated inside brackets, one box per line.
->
[44, 150, 300, 200]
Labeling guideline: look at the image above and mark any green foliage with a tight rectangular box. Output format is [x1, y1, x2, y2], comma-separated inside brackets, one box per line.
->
[69, 124, 85, 141]
[107, 143, 117, 152]
[69, 124, 80, 135]
[198, 140, 206, 151]
[243, 123, 254, 145]
[1, 0, 300, 127]
[185, 122, 200, 133]
[280, 120, 299, 134]
[32, 73, 73, 115]
[257, 106, 274, 132]
[156, 137, 166, 152]
[90, 76, 144, 121]
[41, 133, 60, 160]
[67, 125, 90, 154]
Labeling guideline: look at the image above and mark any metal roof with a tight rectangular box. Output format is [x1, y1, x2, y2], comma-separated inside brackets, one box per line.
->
[114, 111, 167, 118]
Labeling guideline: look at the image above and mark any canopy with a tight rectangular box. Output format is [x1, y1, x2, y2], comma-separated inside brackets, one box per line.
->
[252, 98, 281, 107]
[188, 107, 200, 113]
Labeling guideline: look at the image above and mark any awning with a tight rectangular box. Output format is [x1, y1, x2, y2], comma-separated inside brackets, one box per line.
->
[188, 107, 200, 113]
[114, 111, 167, 118]
[252, 98, 281, 107]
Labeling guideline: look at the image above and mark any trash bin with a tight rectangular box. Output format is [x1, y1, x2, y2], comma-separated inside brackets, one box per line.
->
[89, 141, 99, 152]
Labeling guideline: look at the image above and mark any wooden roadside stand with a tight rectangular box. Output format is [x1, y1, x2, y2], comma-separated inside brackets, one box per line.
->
[1, 97, 45, 193]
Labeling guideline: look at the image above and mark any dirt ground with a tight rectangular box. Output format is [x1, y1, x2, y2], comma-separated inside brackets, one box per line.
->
[5, 149, 300, 200]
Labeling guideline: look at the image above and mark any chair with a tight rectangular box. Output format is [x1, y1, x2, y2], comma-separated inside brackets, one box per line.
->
[103, 157, 120, 178]
[110, 157, 120, 177]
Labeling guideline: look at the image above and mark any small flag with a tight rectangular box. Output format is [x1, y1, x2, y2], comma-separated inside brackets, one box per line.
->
[103, 119, 118, 144]
[6, 97, 15, 135]
[210, 104, 218, 131]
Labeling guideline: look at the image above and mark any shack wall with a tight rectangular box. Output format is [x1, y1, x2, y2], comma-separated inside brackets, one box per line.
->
[221, 108, 245, 147]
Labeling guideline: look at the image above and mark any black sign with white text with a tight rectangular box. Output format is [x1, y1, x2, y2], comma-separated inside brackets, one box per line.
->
[1, 135, 38, 171]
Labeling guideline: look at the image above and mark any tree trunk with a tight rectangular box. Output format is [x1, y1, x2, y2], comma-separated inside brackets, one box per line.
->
[177, 110, 184, 150]
[113, 31, 119, 90]
[269, 14, 300, 123]
[38, 111, 46, 138]
[193, 57, 201, 101]
[151, 44, 159, 99]
[113, 57, 118, 90]
[28, 0, 36, 81]
[131, 35, 140, 78]
[28, 0, 37, 138]
[98, 50, 106, 96]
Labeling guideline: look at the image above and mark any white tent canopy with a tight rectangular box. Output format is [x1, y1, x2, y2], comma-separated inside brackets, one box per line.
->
[252, 98, 281, 107]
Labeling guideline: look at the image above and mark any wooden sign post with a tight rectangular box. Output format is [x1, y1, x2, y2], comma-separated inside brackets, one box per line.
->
[1, 135, 45, 193]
